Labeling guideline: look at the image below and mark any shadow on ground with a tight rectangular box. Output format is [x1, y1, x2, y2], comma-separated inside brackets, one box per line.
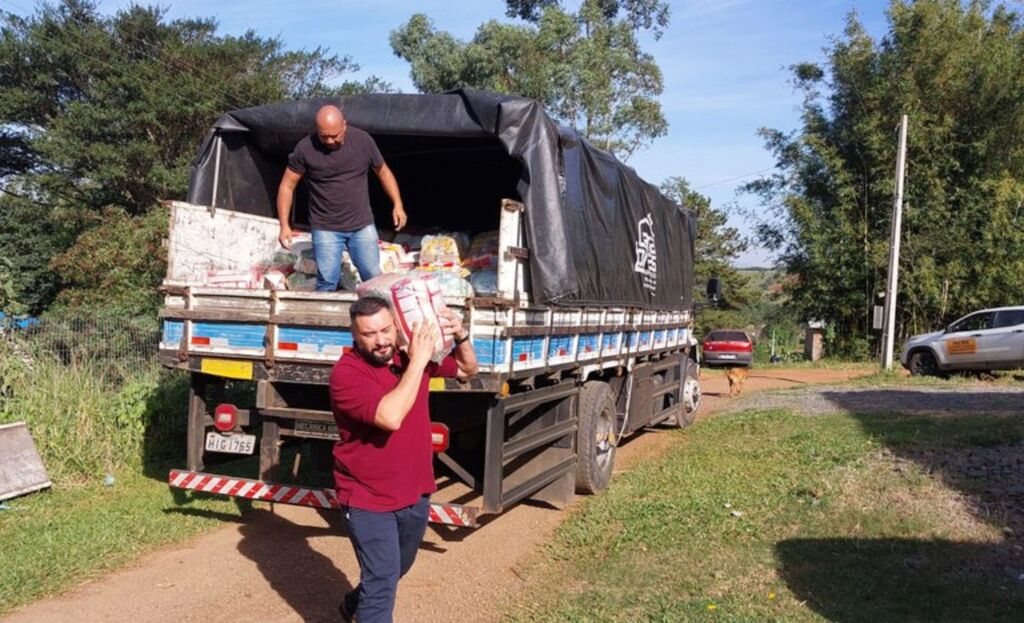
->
[824, 391, 1024, 536]
[235, 508, 353, 622]
[776, 538, 1024, 622]
[775, 389, 1024, 621]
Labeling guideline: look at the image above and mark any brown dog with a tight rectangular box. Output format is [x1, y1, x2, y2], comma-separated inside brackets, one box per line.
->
[726, 366, 748, 397]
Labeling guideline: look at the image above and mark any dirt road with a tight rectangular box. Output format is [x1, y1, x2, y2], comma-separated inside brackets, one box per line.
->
[2, 368, 867, 623]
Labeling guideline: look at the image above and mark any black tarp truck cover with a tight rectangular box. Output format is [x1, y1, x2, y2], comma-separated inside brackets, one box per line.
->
[187, 89, 696, 310]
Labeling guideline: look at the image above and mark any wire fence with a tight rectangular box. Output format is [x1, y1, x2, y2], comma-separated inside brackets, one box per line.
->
[0, 314, 160, 378]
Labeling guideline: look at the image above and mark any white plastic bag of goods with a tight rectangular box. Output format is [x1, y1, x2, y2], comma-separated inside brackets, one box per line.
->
[358, 272, 454, 362]
[340, 251, 362, 291]
[419, 233, 469, 268]
[424, 268, 474, 298]
[469, 269, 498, 296]
[464, 230, 500, 268]
[378, 241, 408, 273]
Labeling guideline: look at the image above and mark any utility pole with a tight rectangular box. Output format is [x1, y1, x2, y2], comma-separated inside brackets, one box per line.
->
[881, 115, 908, 370]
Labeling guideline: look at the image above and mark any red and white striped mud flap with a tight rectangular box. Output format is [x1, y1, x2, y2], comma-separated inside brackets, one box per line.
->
[168, 470, 480, 528]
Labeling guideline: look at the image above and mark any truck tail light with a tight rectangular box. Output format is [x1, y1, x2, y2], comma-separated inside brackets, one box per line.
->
[430, 422, 450, 453]
[214, 404, 239, 432]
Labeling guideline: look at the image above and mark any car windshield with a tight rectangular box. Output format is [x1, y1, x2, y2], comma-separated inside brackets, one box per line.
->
[706, 331, 748, 342]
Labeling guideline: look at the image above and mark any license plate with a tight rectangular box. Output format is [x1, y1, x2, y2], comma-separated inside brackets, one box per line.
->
[205, 432, 256, 455]
[720, 354, 737, 359]
[293, 421, 339, 440]
[200, 358, 253, 380]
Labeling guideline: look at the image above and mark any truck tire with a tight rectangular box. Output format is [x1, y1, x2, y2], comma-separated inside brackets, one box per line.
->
[674, 361, 701, 428]
[575, 380, 617, 494]
[908, 350, 941, 377]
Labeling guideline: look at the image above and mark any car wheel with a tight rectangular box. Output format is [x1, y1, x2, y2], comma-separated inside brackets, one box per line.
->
[908, 350, 940, 377]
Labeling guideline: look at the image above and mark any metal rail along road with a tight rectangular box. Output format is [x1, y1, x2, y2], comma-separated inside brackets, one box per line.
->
[160, 91, 703, 528]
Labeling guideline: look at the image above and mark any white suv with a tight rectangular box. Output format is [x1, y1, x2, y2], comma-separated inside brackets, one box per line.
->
[900, 306, 1024, 376]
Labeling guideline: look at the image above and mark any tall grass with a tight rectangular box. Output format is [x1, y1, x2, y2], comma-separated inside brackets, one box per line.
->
[0, 315, 187, 484]
[0, 316, 245, 615]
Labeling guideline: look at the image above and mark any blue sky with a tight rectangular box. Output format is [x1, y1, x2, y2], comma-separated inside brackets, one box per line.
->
[13, 0, 893, 265]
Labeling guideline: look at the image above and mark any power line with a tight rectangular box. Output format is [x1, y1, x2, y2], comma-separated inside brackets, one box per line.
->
[693, 167, 775, 191]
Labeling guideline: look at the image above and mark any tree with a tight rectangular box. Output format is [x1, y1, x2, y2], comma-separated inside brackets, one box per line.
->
[660, 177, 755, 336]
[390, 0, 668, 158]
[0, 257, 23, 315]
[744, 0, 1024, 356]
[0, 0, 387, 313]
[504, 0, 670, 38]
[0, 193, 77, 314]
[48, 206, 169, 317]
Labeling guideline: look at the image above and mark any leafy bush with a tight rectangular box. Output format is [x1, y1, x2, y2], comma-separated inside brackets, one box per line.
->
[49, 207, 168, 318]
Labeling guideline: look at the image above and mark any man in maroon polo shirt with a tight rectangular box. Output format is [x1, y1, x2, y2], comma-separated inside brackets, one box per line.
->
[329, 296, 477, 622]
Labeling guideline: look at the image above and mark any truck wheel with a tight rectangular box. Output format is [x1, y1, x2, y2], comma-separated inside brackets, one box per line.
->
[908, 350, 940, 377]
[575, 380, 617, 494]
[675, 367, 701, 428]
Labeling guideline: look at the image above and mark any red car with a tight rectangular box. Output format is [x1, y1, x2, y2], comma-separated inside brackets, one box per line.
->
[701, 330, 753, 367]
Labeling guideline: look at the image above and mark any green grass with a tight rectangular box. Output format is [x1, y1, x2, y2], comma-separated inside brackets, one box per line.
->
[0, 349, 189, 483]
[0, 467, 249, 616]
[748, 358, 877, 371]
[0, 335, 266, 615]
[505, 407, 1023, 622]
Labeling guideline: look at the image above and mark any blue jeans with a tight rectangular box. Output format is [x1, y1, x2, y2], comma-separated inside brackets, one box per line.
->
[312, 225, 381, 292]
[342, 495, 431, 623]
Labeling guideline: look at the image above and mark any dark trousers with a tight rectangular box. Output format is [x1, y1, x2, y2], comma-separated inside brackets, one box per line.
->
[343, 494, 430, 623]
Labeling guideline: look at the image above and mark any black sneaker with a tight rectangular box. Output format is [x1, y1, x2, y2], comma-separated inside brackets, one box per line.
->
[338, 593, 356, 622]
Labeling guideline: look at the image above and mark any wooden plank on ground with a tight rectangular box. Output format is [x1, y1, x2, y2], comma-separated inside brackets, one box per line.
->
[0, 422, 52, 501]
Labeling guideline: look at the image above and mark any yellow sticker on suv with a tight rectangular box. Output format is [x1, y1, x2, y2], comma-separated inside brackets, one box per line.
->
[946, 338, 977, 356]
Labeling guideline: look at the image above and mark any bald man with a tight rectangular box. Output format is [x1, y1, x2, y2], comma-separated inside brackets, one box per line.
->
[277, 105, 407, 291]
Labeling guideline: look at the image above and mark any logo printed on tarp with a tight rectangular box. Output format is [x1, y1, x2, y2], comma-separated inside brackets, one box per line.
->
[634, 214, 657, 292]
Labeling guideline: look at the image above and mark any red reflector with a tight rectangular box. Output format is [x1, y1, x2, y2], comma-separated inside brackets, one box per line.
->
[430, 422, 450, 453]
[277, 342, 298, 351]
[213, 404, 239, 432]
[191, 336, 211, 345]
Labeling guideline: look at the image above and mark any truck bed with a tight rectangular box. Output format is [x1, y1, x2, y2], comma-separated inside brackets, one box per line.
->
[158, 286, 691, 386]
[158, 200, 694, 387]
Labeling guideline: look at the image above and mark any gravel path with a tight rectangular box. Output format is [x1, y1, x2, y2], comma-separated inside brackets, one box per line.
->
[721, 384, 1024, 416]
